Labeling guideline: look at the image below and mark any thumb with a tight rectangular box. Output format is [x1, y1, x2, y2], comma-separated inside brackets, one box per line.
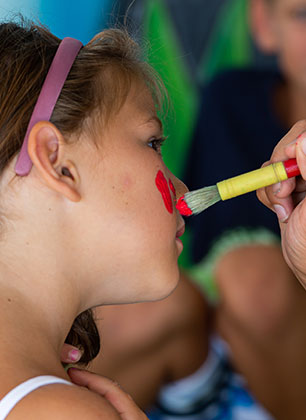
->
[60, 344, 82, 364]
[68, 368, 148, 420]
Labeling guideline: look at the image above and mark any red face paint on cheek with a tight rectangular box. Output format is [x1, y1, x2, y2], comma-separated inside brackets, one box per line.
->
[155, 170, 173, 214]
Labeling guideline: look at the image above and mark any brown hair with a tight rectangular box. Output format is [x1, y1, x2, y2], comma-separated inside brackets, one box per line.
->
[0, 19, 166, 364]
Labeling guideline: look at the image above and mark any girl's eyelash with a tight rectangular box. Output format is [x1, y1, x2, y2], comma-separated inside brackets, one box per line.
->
[148, 136, 167, 154]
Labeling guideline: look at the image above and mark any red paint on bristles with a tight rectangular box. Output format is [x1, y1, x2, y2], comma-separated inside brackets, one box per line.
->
[176, 196, 193, 216]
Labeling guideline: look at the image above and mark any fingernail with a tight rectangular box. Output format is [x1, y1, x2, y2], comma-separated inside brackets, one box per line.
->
[273, 204, 288, 222]
[272, 182, 281, 195]
[68, 349, 81, 362]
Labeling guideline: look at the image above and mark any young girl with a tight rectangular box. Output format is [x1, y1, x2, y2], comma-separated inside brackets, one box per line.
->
[0, 20, 187, 419]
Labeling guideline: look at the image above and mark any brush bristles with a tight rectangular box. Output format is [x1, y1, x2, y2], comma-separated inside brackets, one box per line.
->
[184, 185, 221, 215]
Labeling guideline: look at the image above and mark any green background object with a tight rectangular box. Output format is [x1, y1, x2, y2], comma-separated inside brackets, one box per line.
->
[142, 0, 253, 268]
[198, 0, 252, 83]
[143, 0, 199, 180]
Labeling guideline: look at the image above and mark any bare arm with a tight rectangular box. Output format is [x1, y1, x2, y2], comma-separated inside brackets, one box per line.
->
[9, 376, 147, 420]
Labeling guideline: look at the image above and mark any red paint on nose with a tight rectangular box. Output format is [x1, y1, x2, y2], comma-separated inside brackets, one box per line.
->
[168, 179, 176, 196]
[176, 196, 192, 216]
[155, 170, 173, 214]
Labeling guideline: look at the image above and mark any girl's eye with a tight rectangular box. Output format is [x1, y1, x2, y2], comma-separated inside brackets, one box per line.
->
[148, 136, 166, 155]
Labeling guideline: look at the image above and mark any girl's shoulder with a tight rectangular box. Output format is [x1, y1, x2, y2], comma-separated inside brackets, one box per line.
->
[6, 381, 121, 419]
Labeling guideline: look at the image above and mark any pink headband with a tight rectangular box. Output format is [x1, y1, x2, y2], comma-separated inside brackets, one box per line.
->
[15, 37, 83, 176]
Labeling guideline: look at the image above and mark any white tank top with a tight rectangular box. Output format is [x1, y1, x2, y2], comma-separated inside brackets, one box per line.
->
[0, 375, 72, 419]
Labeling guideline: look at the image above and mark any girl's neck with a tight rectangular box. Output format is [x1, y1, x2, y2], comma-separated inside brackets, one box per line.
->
[0, 256, 81, 383]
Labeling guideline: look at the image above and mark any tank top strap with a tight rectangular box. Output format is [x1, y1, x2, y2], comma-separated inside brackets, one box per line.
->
[0, 375, 72, 420]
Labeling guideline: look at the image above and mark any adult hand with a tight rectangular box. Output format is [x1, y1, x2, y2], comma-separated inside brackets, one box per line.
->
[68, 368, 148, 420]
[257, 120, 306, 287]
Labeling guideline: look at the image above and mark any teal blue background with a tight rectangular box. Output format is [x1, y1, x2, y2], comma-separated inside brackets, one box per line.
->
[0, 0, 112, 43]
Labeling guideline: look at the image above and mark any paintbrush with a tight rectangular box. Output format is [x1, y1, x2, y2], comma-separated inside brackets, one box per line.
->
[176, 158, 300, 216]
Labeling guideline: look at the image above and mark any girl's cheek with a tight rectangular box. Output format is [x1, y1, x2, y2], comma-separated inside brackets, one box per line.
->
[121, 174, 134, 189]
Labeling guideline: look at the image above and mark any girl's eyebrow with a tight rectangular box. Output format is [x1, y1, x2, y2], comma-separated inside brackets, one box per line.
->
[144, 116, 163, 132]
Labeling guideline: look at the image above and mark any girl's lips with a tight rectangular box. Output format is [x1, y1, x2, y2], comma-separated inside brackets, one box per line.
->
[176, 225, 185, 238]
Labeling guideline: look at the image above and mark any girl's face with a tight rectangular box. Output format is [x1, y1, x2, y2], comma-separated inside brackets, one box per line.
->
[265, 0, 306, 91]
[73, 83, 187, 305]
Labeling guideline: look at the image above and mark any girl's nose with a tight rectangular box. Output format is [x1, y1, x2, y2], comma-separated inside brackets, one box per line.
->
[171, 175, 189, 199]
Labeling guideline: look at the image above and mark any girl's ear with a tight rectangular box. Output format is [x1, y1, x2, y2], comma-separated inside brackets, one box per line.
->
[249, 0, 278, 54]
[27, 121, 81, 202]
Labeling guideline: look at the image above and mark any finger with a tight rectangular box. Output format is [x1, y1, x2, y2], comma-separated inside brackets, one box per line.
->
[270, 121, 306, 162]
[68, 368, 148, 420]
[272, 177, 296, 199]
[257, 186, 273, 211]
[258, 178, 295, 222]
[273, 197, 294, 223]
[296, 134, 306, 180]
[257, 161, 276, 209]
[285, 140, 298, 158]
[261, 160, 270, 168]
[261, 148, 296, 200]
[260, 134, 303, 221]
[294, 176, 306, 192]
[60, 344, 82, 363]
[257, 123, 306, 222]
[256, 178, 295, 213]
[265, 181, 295, 222]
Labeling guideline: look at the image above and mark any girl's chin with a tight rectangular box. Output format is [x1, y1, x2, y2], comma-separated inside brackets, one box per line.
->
[155, 275, 180, 301]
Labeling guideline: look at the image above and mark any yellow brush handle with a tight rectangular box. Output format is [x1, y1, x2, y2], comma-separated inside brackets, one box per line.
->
[217, 161, 288, 201]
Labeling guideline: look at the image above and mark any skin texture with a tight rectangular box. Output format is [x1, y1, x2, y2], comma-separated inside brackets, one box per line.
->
[55, 84, 186, 306]
[257, 120, 306, 288]
[0, 81, 187, 418]
[61, 5, 306, 417]
[255, 121, 306, 418]
[47, 3, 306, 418]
